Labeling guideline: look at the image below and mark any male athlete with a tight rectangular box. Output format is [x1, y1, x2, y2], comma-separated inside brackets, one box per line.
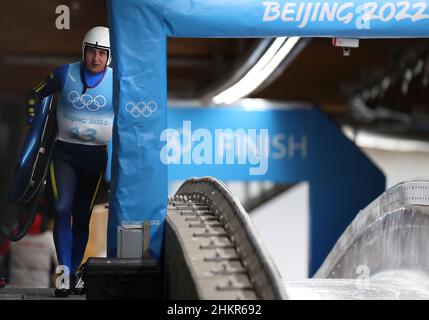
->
[27, 26, 113, 297]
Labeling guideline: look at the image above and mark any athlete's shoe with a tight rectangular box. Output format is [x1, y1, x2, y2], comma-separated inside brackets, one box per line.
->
[54, 272, 71, 297]
[71, 273, 86, 295]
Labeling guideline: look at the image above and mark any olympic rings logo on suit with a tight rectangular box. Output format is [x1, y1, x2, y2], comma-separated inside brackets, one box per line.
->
[68, 91, 107, 112]
[125, 101, 157, 118]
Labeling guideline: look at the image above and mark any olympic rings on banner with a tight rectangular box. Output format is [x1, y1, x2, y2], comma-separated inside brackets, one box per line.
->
[125, 101, 158, 118]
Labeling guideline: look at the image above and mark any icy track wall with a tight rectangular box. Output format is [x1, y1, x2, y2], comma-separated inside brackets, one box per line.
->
[317, 181, 429, 281]
[165, 177, 287, 300]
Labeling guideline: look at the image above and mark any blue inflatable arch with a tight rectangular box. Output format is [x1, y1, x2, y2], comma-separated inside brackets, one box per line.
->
[106, 0, 429, 273]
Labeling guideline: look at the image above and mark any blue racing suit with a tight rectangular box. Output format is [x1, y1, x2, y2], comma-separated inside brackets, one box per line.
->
[28, 62, 113, 275]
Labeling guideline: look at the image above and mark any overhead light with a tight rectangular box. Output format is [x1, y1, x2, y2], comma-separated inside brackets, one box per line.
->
[342, 125, 429, 153]
[212, 37, 301, 105]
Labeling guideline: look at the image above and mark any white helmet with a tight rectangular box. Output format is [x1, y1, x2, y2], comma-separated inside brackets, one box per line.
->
[82, 26, 111, 66]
